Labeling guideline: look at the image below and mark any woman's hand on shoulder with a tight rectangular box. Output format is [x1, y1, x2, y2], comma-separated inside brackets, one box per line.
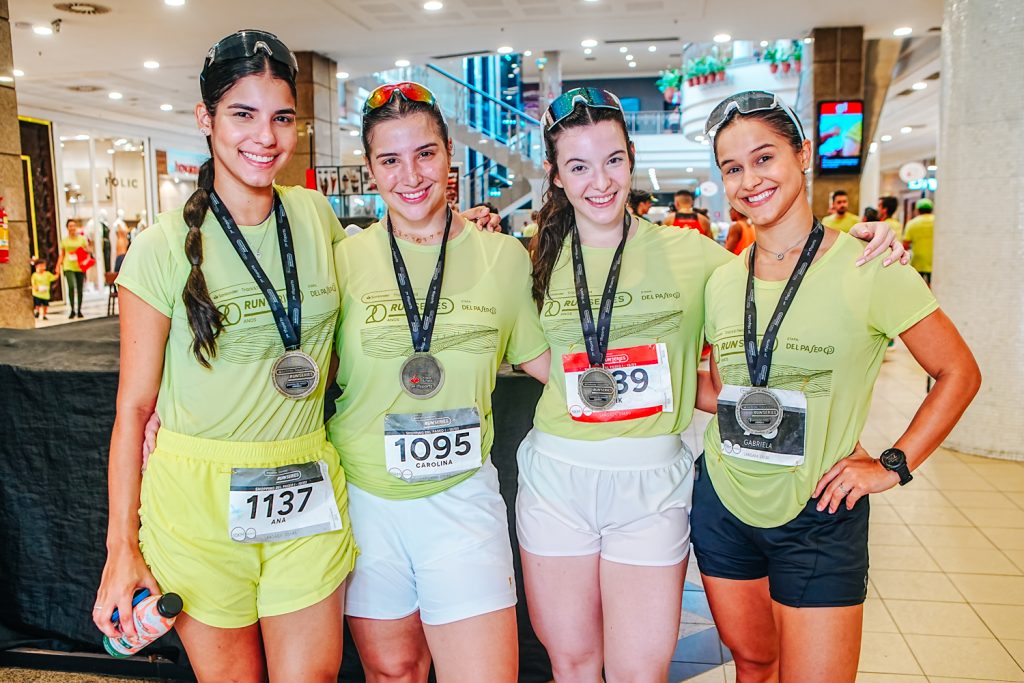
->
[850, 222, 910, 267]
[812, 442, 900, 514]
[92, 544, 161, 641]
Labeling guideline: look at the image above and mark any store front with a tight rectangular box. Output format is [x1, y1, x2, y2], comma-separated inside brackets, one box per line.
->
[156, 148, 208, 213]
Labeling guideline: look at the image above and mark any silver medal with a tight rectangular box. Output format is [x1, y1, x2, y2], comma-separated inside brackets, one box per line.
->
[271, 350, 320, 399]
[735, 387, 784, 435]
[400, 352, 445, 399]
[578, 367, 618, 410]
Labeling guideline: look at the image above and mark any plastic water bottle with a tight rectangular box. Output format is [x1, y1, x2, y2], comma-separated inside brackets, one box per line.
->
[103, 592, 183, 657]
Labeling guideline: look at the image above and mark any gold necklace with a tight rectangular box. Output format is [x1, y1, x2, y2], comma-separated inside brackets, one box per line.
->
[392, 227, 446, 245]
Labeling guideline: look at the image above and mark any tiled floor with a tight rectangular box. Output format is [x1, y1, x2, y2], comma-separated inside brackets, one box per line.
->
[673, 342, 1024, 682]
[5, 343, 1023, 683]
[33, 287, 112, 328]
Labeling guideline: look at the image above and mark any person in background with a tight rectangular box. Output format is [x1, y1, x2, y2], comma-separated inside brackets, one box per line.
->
[861, 206, 879, 224]
[56, 218, 90, 319]
[31, 259, 57, 320]
[671, 189, 712, 237]
[627, 189, 653, 219]
[821, 189, 860, 233]
[903, 198, 934, 285]
[522, 210, 540, 238]
[723, 206, 755, 255]
[878, 195, 902, 242]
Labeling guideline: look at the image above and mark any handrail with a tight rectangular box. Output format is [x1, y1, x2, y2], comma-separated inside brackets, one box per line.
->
[426, 63, 541, 126]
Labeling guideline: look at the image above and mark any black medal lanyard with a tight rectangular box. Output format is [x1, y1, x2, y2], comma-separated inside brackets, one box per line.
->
[210, 190, 302, 351]
[744, 219, 825, 386]
[570, 212, 632, 369]
[388, 206, 454, 354]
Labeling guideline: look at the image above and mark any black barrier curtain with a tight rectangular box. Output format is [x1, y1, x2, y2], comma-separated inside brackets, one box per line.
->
[0, 318, 551, 682]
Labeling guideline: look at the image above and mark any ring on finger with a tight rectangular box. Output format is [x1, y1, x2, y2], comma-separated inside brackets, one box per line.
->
[838, 483, 849, 495]
[92, 605, 105, 612]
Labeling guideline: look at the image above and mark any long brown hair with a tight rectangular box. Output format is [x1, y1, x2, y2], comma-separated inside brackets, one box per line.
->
[182, 44, 297, 368]
[530, 106, 635, 308]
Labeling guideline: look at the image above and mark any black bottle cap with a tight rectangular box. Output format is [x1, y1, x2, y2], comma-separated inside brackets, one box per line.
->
[157, 592, 184, 618]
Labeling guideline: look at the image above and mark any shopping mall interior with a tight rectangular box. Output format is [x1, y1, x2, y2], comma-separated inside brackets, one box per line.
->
[0, 0, 1022, 681]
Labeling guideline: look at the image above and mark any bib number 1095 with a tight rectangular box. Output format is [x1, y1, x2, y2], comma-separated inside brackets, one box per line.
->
[392, 431, 472, 462]
[384, 407, 483, 483]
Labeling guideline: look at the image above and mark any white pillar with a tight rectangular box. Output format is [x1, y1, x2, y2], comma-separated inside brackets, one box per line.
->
[935, 0, 1024, 460]
[539, 51, 562, 119]
[858, 146, 881, 218]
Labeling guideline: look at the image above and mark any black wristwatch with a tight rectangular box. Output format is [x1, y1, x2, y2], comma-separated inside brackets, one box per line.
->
[880, 448, 913, 486]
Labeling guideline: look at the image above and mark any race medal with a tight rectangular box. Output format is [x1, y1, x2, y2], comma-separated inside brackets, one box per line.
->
[272, 350, 320, 399]
[578, 367, 617, 410]
[563, 343, 673, 422]
[735, 387, 784, 435]
[400, 352, 445, 399]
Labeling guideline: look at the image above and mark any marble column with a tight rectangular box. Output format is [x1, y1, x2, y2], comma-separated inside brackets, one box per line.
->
[935, 0, 1023, 460]
[276, 51, 339, 189]
[0, 0, 31, 329]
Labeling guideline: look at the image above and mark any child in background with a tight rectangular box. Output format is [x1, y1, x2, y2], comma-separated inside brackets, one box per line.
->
[31, 259, 56, 319]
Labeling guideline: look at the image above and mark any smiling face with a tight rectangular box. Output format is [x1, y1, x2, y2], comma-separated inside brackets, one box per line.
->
[716, 116, 811, 229]
[549, 119, 633, 232]
[365, 111, 451, 229]
[197, 72, 296, 199]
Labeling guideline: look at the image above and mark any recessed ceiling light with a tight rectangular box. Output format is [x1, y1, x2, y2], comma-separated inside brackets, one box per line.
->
[803, 37, 813, 44]
[423, 0, 443, 9]
[395, 59, 410, 67]
[336, 71, 350, 79]
[893, 26, 912, 36]
[106, 148, 115, 154]
[143, 60, 160, 70]
[108, 91, 123, 100]
[160, 103, 173, 111]
[686, 167, 694, 172]
[478, 138, 489, 144]
[619, 46, 628, 54]
[912, 81, 927, 90]
[625, 54, 634, 61]
[12, 69, 23, 77]
[74, 134, 89, 141]
[0, 76, 12, 83]
[497, 46, 513, 55]
[628, 61, 637, 68]
[584, 48, 593, 55]
[713, 33, 731, 43]
[33, 25, 53, 35]
[353, 149, 362, 156]
[349, 130, 359, 136]
[648, 45, 657, 52]
[694, 134, 705, 142]
[880, 134, 893, 142]
[760, 40, 769, 47]
[581, 39, 598, 48]
[927, 164, 937, 171]
[523, 50, 532, 56]
[164, 0, 185, 5]
[900, 126, 913, 134]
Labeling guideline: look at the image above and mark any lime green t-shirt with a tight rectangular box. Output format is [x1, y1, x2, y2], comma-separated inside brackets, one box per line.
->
[903, 213, 934, 274]
[534, 218, 733, 439]
[885, 216, 903, 243]
[703, 232, 938, 528]
[116, 185, 345, 441]
[61, 236, 89, 272]
[31, 271, 56, 300]
[820, 212, 859, 233]
[327, 221, 548, 500]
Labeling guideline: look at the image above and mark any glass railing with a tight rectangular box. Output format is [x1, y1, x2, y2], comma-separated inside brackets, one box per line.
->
[623, 110, 685, 135]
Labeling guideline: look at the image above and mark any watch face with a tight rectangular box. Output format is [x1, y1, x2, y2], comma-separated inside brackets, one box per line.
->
[881, 449, 906, 469]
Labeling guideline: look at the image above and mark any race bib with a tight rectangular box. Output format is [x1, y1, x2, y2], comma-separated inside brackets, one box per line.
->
[717, 385, 807, 466]
[227, 460, 342, 544]
[563, 343, 673, 422]
[384, 407, 482, 483]
[67, 253, 78, 263]
[34, 284, 48, 294]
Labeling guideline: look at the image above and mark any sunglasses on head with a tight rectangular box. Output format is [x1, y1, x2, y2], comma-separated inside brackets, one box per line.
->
[704, 90, 805, 141]
[363, 82, 437, 115]
[541, 87, 624, 130]
[202, 30, 298, 84]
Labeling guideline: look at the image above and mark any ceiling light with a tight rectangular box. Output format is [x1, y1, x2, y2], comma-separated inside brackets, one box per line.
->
[33, 25, 53, 35]
[395, 59, 410, 67]
[106, 149, 115, 154]
[625, 54, 634, 60]
[114, 138, 127, 145]
[584, 48, 593, 55]
[336, 71, 350, 79]
[74, 134, 89, 141]
[0, 76, 12, 83]
[348, 130, 360, 137]
[524, 50, 532, 56]
[900, 126, 913, 134]
[423, 0, 443, 9]
[880, 134, 893, 142]
[694, 134, 705, 143]
[686, 167, 694, 172]
[619, 46, 628, 53]
[927, 164, 937, 171]
[713, 33, 731, 43]
[759, 40, 769, 47]
[478, 137, 489, 144]
[160, 103, 173, 111]
[648, 168, 660, 192]
[869, 141, 878, 153]
[353, 149, 362, 156]
[628, 61, 637, 68]
[803, 37, 813, 44]
[581, 39, 598, 48]
[497, 46, 513, 55]
[648, 45, 657, 52]
[12, 69, 23, 77]
[912, 81, 927, 90]
[164, 0, 185, 5]
[108, 91, 123, 100]
[143, 60, 160, 69]
[893, 27, 912, 36]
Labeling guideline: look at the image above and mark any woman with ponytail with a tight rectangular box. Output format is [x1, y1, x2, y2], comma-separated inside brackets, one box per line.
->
[517, 88, 906, 682]
[92, 31, 357, 681]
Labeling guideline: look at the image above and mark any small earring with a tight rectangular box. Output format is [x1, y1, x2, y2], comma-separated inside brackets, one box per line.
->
[803, 168, 811, 175]
[200, 129, 210, 136]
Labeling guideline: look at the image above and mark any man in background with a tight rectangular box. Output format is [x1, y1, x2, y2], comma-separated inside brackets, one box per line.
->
[878, 195, 903, 242]
[821, 189, 860, 232]
[903, 198, 935, 285]
[670, 189, 711, 237]
[628, 190, 653, 219]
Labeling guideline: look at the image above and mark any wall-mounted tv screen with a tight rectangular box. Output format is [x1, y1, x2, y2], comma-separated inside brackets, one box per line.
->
[817, 100, 864, 174]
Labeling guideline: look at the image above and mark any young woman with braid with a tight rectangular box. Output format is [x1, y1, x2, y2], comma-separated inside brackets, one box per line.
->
[517, 88, 906, 682]
[92, 31, 357, 682]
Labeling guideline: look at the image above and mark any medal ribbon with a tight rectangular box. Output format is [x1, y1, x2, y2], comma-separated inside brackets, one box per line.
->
[211, 190, 301, 351]
[388, 206, 454, 353]
[744, 219, 824, 386]
[570, 212, 631, 368]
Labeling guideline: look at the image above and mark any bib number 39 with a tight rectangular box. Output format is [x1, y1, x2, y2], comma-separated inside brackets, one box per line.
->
[563, 343, 673, 423]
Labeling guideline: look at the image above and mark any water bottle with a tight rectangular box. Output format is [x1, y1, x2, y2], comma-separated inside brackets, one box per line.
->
[103, 592, 183, 658]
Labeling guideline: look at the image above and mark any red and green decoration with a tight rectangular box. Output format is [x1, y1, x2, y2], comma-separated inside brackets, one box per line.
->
[763, 40, 804, 74]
